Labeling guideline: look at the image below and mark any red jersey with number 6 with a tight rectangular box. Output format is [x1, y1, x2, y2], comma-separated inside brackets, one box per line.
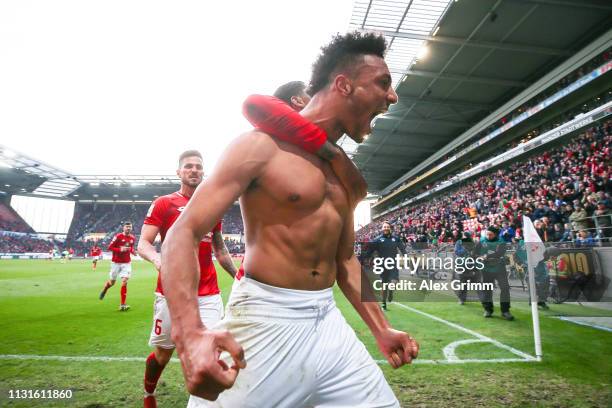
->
[144, 191, 221, 296]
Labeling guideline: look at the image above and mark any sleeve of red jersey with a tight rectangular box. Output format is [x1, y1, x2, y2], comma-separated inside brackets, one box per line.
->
[242, 94, 327, 154]
[144, 197, 167, 227]
[108, 235, 121, 253]
[214, 221, 222, 233]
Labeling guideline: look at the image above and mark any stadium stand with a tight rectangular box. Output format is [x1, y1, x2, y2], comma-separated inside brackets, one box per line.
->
[442, 48, 611, 160]
[222, 205, 244, 235]
[67, 203, 149, 241]
[0, 202, 34, 233]
[382, 49, 611, 199]
[61, 202, 245, 255]
[0, 234, 57, 253]
[224, 237, 245, 254]
[357, 120, 612, 246]
[400, 91, 611, 204]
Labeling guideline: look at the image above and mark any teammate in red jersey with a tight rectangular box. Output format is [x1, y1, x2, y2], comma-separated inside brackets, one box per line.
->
[137, 150, 238, 408]
[99, 222, 136, 311]
[90, 244, 102, 270]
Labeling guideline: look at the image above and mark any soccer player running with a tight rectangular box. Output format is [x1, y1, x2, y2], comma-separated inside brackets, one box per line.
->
[137, 150, 238, 408]
[163, 32, 418, 407]
[99, 221, 135, 311]
[90, 243, 102, 270]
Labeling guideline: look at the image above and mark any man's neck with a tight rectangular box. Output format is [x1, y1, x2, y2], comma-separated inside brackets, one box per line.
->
[179, 184, 195, 197]
[300, 93, 346, 144]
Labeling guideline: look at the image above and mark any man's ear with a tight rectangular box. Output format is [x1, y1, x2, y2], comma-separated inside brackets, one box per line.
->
[333, 74, 353, 96]
[290, 96, 306, 110]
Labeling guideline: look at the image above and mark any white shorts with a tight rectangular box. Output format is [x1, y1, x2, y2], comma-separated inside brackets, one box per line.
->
[92, 256, 100, 261]
[109, 262, 131, 280]
[188, 277, 398, 408]
[149, 293, 223, 349]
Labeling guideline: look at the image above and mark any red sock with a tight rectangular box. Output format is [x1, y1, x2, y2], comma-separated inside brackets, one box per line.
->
[120, 285, 127, 305]
[144, 352, 165, 394]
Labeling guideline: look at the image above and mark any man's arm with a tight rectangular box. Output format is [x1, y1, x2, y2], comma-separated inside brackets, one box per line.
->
[212, 230, 238, 278]
[161, 131, 274, 399]
[327, 146, 368, 208]
[243, 94, 367, 207]
[336, 211, 419, 368]
[108, 235, 123, 253]
[137, 224, 161, 271]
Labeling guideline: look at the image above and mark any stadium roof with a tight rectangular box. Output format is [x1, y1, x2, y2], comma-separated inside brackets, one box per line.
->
[0, 145, 179, 202]
[343, 0, 612, 193]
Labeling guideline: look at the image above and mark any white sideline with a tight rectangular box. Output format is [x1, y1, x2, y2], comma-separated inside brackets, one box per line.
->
[392, 302, 538, 362]
[0, 303, 539, 366]
[443, 339, 488, 361]
[0, 354, 535, 365]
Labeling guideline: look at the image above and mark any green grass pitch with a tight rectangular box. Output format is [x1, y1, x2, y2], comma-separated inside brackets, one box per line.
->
[0, 259, 610, 407]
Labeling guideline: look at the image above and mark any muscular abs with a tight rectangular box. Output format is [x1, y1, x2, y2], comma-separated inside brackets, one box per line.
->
[240, 140, 350, 290]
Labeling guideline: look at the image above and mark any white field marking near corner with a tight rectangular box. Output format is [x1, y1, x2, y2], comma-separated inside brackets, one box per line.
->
[443, 339, 489, 361]
[0, 354, 536, 366]
[392, 302, 537, 362]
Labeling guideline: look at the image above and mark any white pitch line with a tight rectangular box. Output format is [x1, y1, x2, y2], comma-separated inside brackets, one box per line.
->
[0, 354, 536, 366]
[392, 302, 537, 361]
[0, 354, 149, 362]
[555, 316, 612, 333]
[375, 358, 537, 365]
[443, 339, 488, 361]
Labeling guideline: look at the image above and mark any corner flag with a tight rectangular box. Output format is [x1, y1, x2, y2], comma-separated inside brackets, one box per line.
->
[522, 215, 544, 361]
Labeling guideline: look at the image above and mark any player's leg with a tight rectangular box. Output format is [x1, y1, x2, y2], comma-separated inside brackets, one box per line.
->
[99, 279, 115, 300]
[311, 305, 400, 407]
[497, 272, 514, 320]
[388, 270, 399, 303]
[479, 272, 495, 317]
[144, 346, 173, 408]
[197, 294, 224, 327]
[101, 262, 121, 299]
[145, 295, 176, 407]
[118, 264, 132, 310]
[120, 276, 129, 310]
[187, 279, 317, 408]
[99, 263, 117, 301]
[380, 271, 390, 310]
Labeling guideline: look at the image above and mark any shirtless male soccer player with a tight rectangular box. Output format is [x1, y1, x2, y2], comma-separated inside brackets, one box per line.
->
[162, 32, 419, 407]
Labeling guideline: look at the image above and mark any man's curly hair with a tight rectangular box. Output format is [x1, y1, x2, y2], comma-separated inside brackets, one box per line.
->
[307, 31, 387, 96]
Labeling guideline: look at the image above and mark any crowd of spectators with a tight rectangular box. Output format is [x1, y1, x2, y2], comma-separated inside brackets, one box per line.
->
[358, 120, 612, 247]
[222, 205, 244, 235]
[1, 200, 247, 254]
[407, 92, 611, 202]
[0, 203, 33, 233]
[0, 234, 58, 253]
[223, 238, 245, 254]
[67, 203, 148, 241]
[391, 48, 611, 194]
